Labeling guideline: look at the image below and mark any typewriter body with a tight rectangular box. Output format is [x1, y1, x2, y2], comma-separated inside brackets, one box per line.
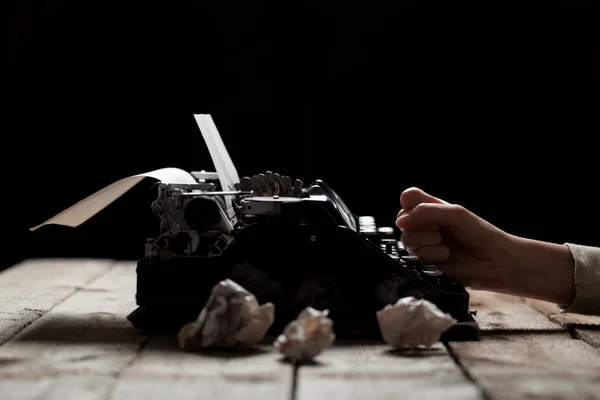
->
[127, 115, 478, 340]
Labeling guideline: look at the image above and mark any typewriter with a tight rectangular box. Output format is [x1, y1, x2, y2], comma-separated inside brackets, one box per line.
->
[127, 115, 478, 340]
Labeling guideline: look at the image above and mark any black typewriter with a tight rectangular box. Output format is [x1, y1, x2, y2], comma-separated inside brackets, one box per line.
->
[127, 115, 478, 340]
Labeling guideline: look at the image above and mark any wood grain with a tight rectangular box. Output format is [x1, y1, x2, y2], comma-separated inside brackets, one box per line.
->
[524, 298, 600, 353]
[0, 259, 114, 346]
[110, 334, 293, 400]
[466, 290, 562, 333]
[0, 261, 146, 399]
[0, 260, 294, 400]
[3, 260, 600, 400]
[524, 298, 600, 327]
[449, 290, 600, 400]
[574, 329, 600, 350]
[295, 340, 482, 400]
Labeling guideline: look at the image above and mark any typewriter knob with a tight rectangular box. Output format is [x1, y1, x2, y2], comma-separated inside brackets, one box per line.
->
[183, 196, 222, 231]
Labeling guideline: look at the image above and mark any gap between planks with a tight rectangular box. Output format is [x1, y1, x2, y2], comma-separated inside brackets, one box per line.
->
[443, 341, 493, 400]
[0, 259, 153, 399]
[0, 259, 294, 400]
[523, 297, 600, 351]
[292, 339, 482, 400]
[7, 260, 600, 399]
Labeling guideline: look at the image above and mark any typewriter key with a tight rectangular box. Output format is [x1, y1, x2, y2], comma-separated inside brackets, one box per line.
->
[380, 238, 398, 255]
[402, 255, 419, 262]
[421, 265, 443, 276]
[378, 227, 395, 236]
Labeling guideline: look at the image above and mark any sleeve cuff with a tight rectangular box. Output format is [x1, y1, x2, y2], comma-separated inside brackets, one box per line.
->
[558, 243, 600, 315]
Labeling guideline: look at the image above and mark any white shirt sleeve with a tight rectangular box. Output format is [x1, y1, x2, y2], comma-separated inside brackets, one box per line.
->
[558, 243, 600, 315]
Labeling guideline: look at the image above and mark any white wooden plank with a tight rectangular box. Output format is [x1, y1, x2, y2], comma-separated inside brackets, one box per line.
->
[295, 340, 481, 400]
[524, 298, 600, 354]
[449, 290, 600, 399]
[0, 258, 114, 346]
[467, 290, 562, 332]
[525, 298, 600, 327]
[0, 376, 114, 400]
[0, 260, 294, 400]
[109, 334, 293, 400]
[0, 261, 147, 399]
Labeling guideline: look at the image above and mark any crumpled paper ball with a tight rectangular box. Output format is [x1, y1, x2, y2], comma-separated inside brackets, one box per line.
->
[376, 296, 456, 349]
[178, 279, 275, 350]
[273, 307, 335, 361]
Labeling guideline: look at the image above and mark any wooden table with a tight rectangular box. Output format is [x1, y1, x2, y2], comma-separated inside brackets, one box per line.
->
[1, 259, 599, 399]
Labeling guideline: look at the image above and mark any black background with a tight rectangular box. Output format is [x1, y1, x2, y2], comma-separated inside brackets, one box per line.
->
[3, 3, 600, 270]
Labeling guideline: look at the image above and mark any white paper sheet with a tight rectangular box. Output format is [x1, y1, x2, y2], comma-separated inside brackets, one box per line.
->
[194, 114, 240, 219]
[30, 113, 241, 232]
[29, 167, 197, 231]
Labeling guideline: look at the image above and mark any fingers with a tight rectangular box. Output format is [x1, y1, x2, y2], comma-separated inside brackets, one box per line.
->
[400, 187, 447, 210]
[401, 230, 443, 253]
[413, 245, 450, 264]
[396, 208, 439, 232]
[396, 202, 468, 231]
[397, 187, 450, 230]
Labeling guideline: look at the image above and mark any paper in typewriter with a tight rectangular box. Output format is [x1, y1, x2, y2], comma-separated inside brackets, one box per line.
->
[29, 168, 198, 231]
[30, 113, 239, 231]
[193, 114, 240, 219]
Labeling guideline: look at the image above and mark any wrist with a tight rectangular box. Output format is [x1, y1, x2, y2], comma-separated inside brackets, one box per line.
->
[499, 234, 575, 305]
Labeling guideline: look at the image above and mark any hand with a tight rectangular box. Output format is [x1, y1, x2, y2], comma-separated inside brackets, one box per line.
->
[395, 187, 512, 291]
[395, 187, 575, 305]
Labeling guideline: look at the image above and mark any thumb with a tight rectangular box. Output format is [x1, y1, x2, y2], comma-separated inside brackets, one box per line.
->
[400, 187, 448, 211]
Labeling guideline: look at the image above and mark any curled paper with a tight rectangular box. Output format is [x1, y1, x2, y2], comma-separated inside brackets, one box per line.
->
[376, 296, 456, 349]
[273, 307, 335, 361]
[178, 279, 275, 350]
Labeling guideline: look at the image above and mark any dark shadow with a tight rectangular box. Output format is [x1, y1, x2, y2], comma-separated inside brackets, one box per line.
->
[183, 346, 270, 359]
[260, 336, 388, 347]
[330, 339, 387, 347]
[136, 332, 274, 359]
[277, 355, 325, 367]
[15, 314, 273, 359]
[383, 347, 446, 358]
[475, 328, 570, 338]
[0, 357, 23, 366]
[257, 335, 279, 345]
[15, 314, 146, 344]
[568, 324, 600, 330]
